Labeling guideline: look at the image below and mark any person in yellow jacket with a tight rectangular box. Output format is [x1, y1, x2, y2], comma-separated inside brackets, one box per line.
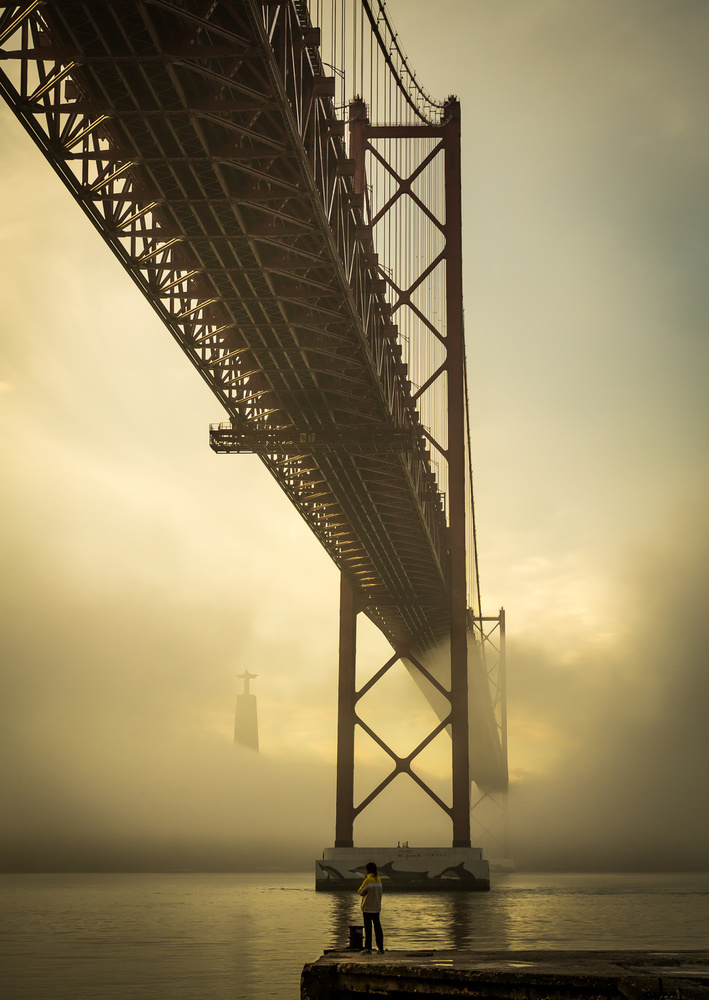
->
[357, 861, 384, 954]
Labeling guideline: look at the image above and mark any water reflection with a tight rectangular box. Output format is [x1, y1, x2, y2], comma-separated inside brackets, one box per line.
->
[323, 887, 513, 952]
[320, 873, 709, 953]
[321, 873, 709, 953]
[2, 873, 709, 1000]
[449, 893, 478, 950]
[326, 892, 360, 950]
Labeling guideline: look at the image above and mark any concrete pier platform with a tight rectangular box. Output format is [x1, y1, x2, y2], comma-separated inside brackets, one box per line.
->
[315, 846, 490, 891]
[301, 950, 709, 999]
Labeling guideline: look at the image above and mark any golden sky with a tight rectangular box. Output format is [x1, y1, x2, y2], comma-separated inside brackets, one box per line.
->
[1, 0, 709, 871]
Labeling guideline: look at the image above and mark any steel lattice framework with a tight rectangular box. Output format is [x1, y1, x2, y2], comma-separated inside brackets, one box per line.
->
[0, 0, 452, 645]
[0, 0, 507, 850]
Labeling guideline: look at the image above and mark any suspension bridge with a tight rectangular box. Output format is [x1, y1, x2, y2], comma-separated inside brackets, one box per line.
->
[0, 0, 508, 868]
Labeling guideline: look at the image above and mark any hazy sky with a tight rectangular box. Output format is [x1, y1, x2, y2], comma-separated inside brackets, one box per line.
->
[1, 0, 708, 872]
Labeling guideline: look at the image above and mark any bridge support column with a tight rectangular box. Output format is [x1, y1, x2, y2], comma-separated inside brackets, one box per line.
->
[345, 98, 473, 849]
[444, 99, 471, 849]
[334, 573, 357, 847]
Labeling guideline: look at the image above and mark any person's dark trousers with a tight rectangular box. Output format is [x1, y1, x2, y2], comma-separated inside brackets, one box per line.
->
[363, 912, 384, 951]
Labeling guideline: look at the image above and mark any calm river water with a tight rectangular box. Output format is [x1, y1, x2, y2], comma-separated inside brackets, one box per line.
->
[1, 871, 708, 1000]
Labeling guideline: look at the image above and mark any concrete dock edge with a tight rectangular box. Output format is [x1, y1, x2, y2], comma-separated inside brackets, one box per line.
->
[301, 950, 709, 999]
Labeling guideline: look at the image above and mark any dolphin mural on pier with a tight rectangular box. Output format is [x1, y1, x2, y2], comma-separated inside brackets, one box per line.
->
[433, 861, 479, 882]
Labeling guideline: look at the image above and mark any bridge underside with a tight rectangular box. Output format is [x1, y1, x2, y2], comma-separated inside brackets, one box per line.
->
[0, 0, 453, 650]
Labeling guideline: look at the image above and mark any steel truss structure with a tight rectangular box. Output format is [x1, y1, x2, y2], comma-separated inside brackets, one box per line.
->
[0, 0, 507, 849]
[334, 96, 476, 846]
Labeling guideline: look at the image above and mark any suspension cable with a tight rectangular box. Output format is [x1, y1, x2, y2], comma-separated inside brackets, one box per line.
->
[463, 347, 484, 621]
[359, 0, 444, 123]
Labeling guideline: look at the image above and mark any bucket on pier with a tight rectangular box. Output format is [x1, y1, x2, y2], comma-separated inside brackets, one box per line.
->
[348, 925, 364, 950]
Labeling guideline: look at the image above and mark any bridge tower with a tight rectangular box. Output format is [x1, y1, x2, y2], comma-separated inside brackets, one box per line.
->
[317, 92, 501, 890]
[333, 96, 469, 847]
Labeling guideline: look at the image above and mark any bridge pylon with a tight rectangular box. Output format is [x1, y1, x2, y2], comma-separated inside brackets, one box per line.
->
[316, 97, 493, 889]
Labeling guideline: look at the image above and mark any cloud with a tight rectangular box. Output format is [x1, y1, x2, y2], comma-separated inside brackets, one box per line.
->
[508, 489, 709, 870]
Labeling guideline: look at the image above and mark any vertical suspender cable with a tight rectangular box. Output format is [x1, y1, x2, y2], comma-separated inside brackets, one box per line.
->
[463, 351, 483, 622]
